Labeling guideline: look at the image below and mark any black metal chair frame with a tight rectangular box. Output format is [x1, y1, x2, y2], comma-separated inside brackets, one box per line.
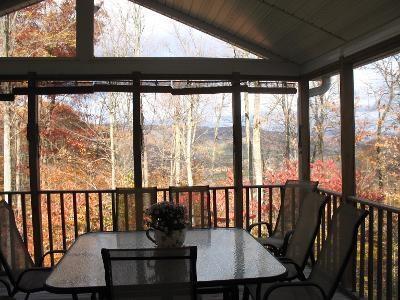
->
[0, 201, 66, 300]
[247, 180, 319, 256]
[101, 246, 198, 300]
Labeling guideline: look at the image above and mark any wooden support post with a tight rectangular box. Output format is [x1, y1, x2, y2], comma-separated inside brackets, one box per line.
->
[76, 0, 94, 60]
[298, 78, 310, 180]
[340, 60, 356, 199]
[340, 59, 356, 292]
[232, 73, 243, 228]
[27, 73, 42, 265]
[132, 73, 143, 188]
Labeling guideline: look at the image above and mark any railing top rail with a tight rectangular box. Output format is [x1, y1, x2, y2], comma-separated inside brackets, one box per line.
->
[0, 184, 285, 195]
[317, 188, 342, 197]
[348, 195, 400, 214]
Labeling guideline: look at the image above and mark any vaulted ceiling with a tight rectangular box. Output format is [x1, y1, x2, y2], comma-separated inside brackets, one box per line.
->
[1, 0, 400, 73]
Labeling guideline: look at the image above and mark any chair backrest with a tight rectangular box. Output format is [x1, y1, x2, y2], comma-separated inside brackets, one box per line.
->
[169, 186, 211, 228]
[309, 203, 368, 298]
[0, 201, 34, 285]
[273, 180, 319, 238]
[115, 187, 157, 231]
[285, 192, 327, 269]
[102, 246, 197, 300]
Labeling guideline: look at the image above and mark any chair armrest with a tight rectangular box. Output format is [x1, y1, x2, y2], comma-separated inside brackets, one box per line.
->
[40, 250, 66, 266]
[280, 230, 294, 255]
[263, 281, 327, 300]
[278, 257, 306, 280]
[15, 267, 52, 286]
[247, 222, 273, 236]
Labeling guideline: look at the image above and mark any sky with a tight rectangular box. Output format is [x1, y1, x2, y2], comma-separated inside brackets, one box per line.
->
[94, 0, 258, 58]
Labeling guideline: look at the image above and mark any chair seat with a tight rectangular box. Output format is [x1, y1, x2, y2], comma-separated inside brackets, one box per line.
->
[246, 282, 323, 300]
[17, 268, 52, 293]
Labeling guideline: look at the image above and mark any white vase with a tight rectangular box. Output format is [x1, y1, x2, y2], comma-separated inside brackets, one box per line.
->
[146, 228, 187, 247]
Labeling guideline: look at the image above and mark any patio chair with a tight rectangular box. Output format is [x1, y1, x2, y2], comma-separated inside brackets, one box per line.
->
[277, 192, 327, 281]
[245, 202, 368, 300]
[247, 180, 319, 256]
[115, 187, 157, 231]
[0, 200, 66, 300]
[101, 246, 197, 300]
[169, 186, 211, 228]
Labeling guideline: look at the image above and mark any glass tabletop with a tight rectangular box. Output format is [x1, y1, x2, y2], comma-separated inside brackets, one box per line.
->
[45, 228, 287, 293]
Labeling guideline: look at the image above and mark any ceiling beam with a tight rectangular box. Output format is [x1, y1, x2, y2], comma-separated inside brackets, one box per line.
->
[0, 57, 300, 80]
[131, 0, 295, 63]
[0, 0, 42, 17]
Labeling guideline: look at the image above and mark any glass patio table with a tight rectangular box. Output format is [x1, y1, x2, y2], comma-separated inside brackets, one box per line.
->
[45, 228, 287, 294]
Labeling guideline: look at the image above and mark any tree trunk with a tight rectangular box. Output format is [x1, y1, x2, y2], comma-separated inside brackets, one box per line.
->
[142, 144, 149, 187]
[253, 93, 263, 186]
[109, 95, 117, 189]
[3, 102, 12, 193]
[211, 94, 225, 171]
[15, 120, 21, 190]
[175, 124, 182, 186]
[244, 92, 254, 184]
[185, 96, 194, 186]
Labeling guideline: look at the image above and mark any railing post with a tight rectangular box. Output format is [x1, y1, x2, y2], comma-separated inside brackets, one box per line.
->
[132, 72, 142, 188]
[27, 73, 43, 265]
[340, 58, 356, 292]
[298, 77, 310, 180]
[232, 73, 243, 228]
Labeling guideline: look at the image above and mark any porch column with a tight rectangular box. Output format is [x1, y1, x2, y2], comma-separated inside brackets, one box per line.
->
[298, 78, 310, 180]
[27, 74, 43, 265]
[232, 73, 243, 228]
[340, 59, 356, 291]
[340, 60, 356, 198]
[132, 73, 142, 188]
[76, 0, 94, 60]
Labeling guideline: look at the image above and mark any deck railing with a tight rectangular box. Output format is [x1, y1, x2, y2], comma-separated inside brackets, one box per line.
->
[1, 186, 398, 299]
[318, 188, 400, 300]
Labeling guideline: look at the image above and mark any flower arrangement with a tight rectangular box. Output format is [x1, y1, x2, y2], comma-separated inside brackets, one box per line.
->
[145, 201, 188, 234]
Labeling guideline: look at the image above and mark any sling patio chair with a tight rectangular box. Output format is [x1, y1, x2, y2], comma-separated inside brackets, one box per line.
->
[169, 186, 212, 228]
[0, 200, 67, 300]
[101, 246, 198, 300]
[247, 180, 319, 256]
[276, 192, 328, 281]
[244, 202, 368, 300]
[114, 187, 157, 231]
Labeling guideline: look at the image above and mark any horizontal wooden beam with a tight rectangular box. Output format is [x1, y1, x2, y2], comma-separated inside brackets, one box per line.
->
[0, 93, 15, 101]
[0, 57, 300, 81]
[13, 84, 297, 96]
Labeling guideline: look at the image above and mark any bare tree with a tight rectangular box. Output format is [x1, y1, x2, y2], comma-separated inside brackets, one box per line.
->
[366, 55, 400, 190]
